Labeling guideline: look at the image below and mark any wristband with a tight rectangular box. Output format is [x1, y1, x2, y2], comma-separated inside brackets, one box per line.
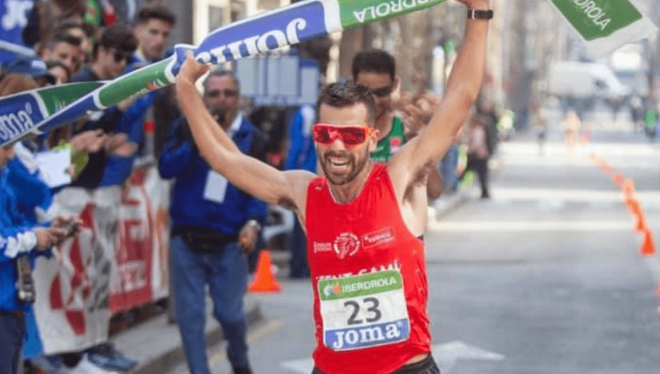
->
[467, 9, 494, 20]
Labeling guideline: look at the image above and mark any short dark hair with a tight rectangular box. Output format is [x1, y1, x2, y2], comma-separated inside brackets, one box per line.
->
[317, 82, 376, 125]
[47, 34, 82, 50]
[203, 69, 240, 93]
[136, 3, 176, 26]
[351, 49, 396, 82]
[93, 24, 138, 58]
[54, 17, 94, 37]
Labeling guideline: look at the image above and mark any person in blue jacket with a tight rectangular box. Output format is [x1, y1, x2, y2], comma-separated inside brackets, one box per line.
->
[158, 69, 267, 374]
[0, 144, 78, 374]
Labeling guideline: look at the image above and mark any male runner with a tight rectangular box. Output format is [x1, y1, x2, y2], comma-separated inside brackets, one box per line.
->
[352, 49, 443, 199]
[174, 1, 490, 372]
[351, 49, 404, 163]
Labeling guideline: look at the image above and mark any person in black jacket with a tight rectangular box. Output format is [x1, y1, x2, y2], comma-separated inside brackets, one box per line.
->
[68, 24, 138, 190]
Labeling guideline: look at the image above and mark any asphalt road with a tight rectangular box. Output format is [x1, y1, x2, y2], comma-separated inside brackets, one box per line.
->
[167, 108, 660, 374]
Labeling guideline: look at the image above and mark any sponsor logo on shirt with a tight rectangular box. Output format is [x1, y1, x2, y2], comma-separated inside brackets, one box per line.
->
[333, 232, 360, 259]
[362, 227, 395, 248]
[314, 242, 333, 253]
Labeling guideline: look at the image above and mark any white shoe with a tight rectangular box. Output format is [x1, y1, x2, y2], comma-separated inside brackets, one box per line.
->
[65, 355, 119, 374]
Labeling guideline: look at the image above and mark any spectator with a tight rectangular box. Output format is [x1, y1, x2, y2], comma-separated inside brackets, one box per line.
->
[40, 34, 83, 77]
[53, 18, 95, 64]
[125, 2, 178, 161]
[477, 99, 499, 156]
[0, 73, 79, 374]
[22, 0, 87, 51]
[69, 24, 138, 190]
[158, 69, 267, 374]
[0, 155, 73, 374]
[132, 3, 176, 64]
[285, 104, 316, 279]
[459, 115, 490, 199]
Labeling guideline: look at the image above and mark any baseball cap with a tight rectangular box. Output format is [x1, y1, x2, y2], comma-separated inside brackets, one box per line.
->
[3, 56, 56, 85]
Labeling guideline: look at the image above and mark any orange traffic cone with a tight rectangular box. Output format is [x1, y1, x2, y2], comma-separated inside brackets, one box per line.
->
[598, 158, 613, 175]
[248, 250, 281, 293]
[634, 212, 647, 233]
[613, 172, 624, 186]
[627, 198, 641, 218]
[639, 229, 656, 257]
[622, 179, 635, 198]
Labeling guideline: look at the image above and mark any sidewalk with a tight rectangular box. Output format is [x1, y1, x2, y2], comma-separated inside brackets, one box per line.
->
[110, 297, 262, 374]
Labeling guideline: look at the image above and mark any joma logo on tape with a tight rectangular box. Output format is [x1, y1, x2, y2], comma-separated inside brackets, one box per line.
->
[0, 103, 36, 142]
[197, 18, 307, 64]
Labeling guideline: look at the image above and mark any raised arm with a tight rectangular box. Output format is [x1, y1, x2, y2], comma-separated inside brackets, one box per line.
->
[174, 52, 314, 210]
[390, 0, 490, 186]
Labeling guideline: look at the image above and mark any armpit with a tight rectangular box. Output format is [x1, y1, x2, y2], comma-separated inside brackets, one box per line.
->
[277, 196, 298, 211]
[403, 162, 431, 202]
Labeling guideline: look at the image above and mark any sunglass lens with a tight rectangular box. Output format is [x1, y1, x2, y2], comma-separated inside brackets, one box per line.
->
[313, 126, 332, 143]
[340, 128, 366, 145]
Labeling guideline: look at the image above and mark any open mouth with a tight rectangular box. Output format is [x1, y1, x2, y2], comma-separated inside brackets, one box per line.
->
[329, 157, 349, 167]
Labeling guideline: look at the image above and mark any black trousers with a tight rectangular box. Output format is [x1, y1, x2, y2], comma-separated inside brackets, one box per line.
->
[461, 155, 490, 198]
[312, 354, 441, 374]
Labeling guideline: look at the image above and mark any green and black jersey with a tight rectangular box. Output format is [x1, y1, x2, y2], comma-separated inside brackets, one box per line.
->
[370, 115, 406, 163]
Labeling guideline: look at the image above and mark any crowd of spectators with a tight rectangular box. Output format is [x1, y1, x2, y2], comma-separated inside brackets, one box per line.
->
[0, 1, 186, 373]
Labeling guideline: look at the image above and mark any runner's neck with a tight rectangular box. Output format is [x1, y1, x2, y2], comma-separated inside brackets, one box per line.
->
[328, 163, 374, 205]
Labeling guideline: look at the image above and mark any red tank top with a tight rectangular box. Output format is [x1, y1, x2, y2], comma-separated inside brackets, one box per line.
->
[305, 164, 431, 374]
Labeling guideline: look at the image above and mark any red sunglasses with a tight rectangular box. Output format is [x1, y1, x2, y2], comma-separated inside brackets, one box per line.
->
[312, 124, 378, 146]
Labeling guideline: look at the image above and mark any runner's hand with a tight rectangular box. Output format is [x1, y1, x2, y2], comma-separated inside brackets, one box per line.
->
[177, 51, 211, 85]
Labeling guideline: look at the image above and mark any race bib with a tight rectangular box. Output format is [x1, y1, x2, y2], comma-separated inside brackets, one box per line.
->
[319, 270, 410, 351]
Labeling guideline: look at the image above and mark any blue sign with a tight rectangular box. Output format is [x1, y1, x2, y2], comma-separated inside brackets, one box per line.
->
[0, 0, 36, 64]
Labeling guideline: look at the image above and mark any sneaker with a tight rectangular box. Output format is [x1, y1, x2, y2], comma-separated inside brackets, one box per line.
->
[65, 354, 119, 374]
[85, 343, 138, 372]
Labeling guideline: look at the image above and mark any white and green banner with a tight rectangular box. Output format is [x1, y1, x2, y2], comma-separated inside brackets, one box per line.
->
[549, 0, 658, 57]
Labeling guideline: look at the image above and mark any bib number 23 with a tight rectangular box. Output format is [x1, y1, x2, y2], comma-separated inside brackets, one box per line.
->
[318, 270, 411, 351]
[345, 297, 381, 325]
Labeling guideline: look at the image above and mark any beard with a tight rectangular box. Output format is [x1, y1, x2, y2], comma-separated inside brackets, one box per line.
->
[319, 149, 370, 186]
